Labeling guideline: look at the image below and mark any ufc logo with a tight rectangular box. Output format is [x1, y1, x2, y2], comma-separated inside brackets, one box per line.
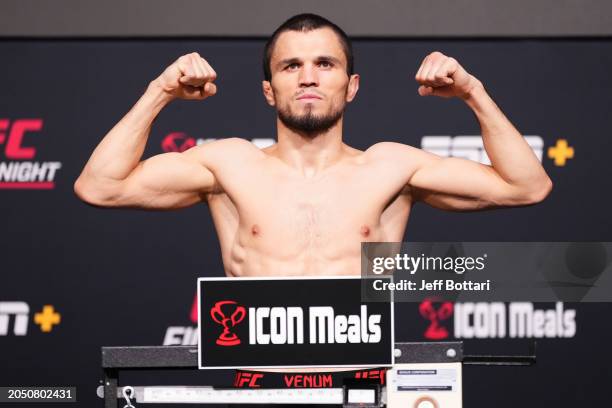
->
[421, 135, 544, 164]
[355, 369, 386, 385]
[234, 372, 264, 388]
[0, 119, 43, 159]
[0, 301, 29, 336]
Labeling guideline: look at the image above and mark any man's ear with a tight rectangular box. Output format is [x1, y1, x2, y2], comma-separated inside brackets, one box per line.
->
[346, 74, 360, 103]
[262, 80, 276, 106]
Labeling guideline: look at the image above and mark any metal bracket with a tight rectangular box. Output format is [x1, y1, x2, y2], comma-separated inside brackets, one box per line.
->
[463, 341, 536, 366]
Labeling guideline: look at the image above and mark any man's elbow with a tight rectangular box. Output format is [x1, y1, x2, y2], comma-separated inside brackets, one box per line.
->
[522, 177, 553, 205]
[73, 177, 120, 207]
[495, 178, 553, 207]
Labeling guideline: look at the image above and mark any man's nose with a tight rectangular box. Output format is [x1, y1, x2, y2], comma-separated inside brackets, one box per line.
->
[299, 63, 319, 87]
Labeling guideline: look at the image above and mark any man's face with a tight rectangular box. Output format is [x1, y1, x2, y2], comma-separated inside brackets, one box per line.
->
[263, 28, 359, 135]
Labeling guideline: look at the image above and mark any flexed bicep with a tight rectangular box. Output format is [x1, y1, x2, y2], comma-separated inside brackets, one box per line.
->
[115, 146, 216, 209]
[105, 137, 257, 210]
[409, 153, 534, 211]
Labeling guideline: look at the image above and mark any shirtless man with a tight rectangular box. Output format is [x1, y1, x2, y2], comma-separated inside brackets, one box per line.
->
[74, 14, 552, 278]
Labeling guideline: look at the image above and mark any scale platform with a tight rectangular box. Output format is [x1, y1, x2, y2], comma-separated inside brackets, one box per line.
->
[98, 341, 535, 407]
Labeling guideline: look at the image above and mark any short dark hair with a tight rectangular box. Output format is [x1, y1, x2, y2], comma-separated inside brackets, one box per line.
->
[263, 13, 354, 82]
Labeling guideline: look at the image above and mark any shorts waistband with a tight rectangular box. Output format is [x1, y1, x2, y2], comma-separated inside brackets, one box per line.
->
[232, 368, 387, 388]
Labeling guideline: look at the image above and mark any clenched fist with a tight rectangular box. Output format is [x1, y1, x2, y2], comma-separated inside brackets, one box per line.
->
[415, 51, 482, 99]
[155, 52, 217, 100]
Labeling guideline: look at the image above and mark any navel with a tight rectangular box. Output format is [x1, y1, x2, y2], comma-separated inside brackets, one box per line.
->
[360, 225, 370, 238]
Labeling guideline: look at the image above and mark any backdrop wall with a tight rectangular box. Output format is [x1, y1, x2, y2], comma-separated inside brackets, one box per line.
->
[1, 38, 610, 406]
[2, 0, 612, 37]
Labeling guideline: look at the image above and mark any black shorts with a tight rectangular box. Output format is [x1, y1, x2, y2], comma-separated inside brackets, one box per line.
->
[231, 367, 386, 388]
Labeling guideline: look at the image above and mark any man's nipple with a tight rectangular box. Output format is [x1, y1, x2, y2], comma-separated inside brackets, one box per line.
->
[251, 224, 260, 236]
[360, 225, 370, 238]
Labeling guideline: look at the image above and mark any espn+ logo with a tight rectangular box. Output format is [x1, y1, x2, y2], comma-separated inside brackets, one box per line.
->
[0, 301, 61, 336]
[210, 301, 382, 346]
[421, 135, 544, 164]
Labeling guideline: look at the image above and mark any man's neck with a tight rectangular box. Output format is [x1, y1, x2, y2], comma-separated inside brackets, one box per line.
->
[274, 119, 346, 178]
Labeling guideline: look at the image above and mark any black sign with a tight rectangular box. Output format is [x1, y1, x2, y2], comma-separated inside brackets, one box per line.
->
[197, 277, 394, 369]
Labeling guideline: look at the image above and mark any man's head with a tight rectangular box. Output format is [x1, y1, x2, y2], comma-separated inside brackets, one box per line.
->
[262, 14, 359, 136]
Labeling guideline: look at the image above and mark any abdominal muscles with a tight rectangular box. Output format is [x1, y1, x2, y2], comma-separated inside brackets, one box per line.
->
[227, 207, 379, 277]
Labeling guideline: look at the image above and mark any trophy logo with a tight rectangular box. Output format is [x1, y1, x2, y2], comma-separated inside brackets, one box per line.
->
[419, 298, 453, 340]
[210, 300, 246, 346]
[161, 132, 196, 153]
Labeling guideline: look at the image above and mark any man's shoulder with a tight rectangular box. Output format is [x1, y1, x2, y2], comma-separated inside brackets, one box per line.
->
[187, 137, 265, 162]
[359, 142, 434, 181]
[364, 141, 423, 160]
[201, 137, 262, 152]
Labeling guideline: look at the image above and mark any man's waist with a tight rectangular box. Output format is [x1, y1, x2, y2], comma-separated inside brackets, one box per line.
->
[232, 368, 387, 388]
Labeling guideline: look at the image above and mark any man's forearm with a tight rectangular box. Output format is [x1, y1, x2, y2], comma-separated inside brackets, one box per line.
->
[463, 84, 552, 195]
[76, 80, 173, 191]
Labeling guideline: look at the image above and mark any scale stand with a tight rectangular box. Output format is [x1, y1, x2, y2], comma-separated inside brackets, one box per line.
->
[98, 341, 535, 408]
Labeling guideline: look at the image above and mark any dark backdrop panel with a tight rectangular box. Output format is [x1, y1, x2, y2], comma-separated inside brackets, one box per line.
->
[0, 39, 611, 407]
[2, 0, 612, 37]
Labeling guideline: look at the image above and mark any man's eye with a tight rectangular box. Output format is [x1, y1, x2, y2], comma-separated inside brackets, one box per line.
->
[318, 61, 333, 68]
[286, 63, 299, 70]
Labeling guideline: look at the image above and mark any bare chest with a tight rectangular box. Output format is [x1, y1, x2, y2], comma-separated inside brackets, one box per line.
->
[208, 168, 410, 258]
[243, 178, 381, 242]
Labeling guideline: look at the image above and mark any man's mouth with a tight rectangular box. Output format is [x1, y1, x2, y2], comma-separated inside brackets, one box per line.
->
[297, 93, 322, 100]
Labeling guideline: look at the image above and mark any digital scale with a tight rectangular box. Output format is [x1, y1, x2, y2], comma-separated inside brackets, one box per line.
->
[97, 341, 535, 407]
